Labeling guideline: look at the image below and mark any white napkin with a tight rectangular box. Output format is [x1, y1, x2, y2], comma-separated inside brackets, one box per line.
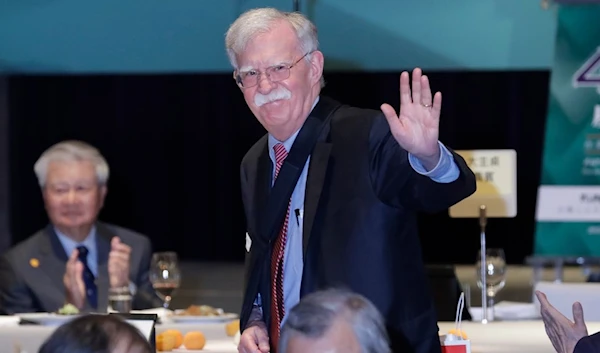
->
[468, 307, 493, 321]
[0, 315, 19, 326]
[469, 301, 540, 321]
[494, 301, 540, 320]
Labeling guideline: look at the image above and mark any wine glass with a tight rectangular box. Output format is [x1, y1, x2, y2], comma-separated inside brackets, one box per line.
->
[475, 248, 507, 319]
[149, 252, 181, 309]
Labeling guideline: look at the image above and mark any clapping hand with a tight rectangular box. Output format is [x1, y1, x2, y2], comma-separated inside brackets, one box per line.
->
[536, 290, 588, 353]
[63, 249, 86, 309]
[108, 237, 131, 288]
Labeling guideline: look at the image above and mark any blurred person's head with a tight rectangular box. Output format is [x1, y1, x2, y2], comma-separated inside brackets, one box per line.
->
[38, 314, 152, 353]
[279, 288, 391, 353]
[34, 140, 108, 241]
[225, 7, 325, 142]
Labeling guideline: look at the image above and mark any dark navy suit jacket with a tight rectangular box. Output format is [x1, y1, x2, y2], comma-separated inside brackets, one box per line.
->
[239, 97, 477, 353]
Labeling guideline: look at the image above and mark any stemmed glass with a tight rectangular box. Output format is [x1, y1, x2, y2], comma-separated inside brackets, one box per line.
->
[475, 248, 507, 319]
[149, 252, 181, 309]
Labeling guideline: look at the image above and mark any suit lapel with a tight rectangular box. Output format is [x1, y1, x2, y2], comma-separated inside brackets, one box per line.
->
[38, 226, 70, 304]
[254, 143, 272, 244]
[302, 138, 332, 257]
[241, 142, 272, 323]
[95, 223, 113, 312]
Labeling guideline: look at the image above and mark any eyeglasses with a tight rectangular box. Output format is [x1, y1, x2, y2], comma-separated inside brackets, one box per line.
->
[234, 52, 312, 88]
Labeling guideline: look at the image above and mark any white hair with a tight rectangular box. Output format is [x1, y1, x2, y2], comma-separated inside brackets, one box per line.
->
[225, 7, 325, 88]
[33, 140, 109, 187]
[279, 288, 391, 353]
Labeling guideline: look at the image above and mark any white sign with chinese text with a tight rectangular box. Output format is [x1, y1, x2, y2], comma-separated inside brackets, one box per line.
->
[536, 185, 600, 222]
[449, 149, 517, 218]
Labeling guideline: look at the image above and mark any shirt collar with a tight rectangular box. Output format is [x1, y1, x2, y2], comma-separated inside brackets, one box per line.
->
[54, 225, 97, 250]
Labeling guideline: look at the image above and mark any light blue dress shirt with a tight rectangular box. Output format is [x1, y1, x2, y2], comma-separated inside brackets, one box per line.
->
[254, 97, 461, 327]
[55, 226, 98, 276]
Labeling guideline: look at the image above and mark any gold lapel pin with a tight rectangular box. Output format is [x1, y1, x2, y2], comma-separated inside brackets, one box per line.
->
[29, 258, 39, 268]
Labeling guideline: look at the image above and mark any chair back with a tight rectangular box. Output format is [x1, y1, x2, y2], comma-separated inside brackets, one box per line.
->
[426, 264, 471, 321]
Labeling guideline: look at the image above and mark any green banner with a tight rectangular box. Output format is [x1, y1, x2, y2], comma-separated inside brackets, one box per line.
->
[534, 4, 600, 256]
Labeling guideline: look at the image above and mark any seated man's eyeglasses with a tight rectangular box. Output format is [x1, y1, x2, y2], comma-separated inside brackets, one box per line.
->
[234, 52, 312, 88]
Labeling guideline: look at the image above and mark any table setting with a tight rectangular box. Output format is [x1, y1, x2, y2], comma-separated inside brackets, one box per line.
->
[0, 251, 241, 353]
[1, 248, 594, 352]
[0, 316, 240, 353]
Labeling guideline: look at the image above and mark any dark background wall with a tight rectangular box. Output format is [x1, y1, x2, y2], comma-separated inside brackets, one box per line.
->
[5, 70, 549, 264]
[0, 77, 10, 255]
[0, 0, 559, 263]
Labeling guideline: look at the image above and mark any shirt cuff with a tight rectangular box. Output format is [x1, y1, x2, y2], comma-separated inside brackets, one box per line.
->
[128, 281, 137, 296]
[253, 293, 262, 307]
[249, 294, 263, 322]
[408, 141, 460, 183]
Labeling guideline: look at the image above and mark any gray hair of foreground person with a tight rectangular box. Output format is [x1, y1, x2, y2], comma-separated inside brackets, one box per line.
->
[278, 288, 391, 353]
[38, 314, 153, 353]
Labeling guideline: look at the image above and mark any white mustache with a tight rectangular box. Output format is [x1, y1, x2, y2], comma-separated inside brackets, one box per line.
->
[254, 88, 292, 107]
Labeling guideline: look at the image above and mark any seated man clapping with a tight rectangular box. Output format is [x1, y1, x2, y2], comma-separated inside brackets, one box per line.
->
[0, 140, 162, 314]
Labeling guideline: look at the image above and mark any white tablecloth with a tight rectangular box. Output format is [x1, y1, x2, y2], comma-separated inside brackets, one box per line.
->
[439, 321, 600, 353]
[5, 318, 600, 352]
[1, 322, 237, 353]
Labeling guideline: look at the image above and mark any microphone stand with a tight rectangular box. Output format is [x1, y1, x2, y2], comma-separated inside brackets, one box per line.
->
[479, 205, 488, 324]
[293, 0, 300, 11]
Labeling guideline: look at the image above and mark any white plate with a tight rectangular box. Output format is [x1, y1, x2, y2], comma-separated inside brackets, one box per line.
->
[17, 313, 80, 325]
[168, 312, 238, 323]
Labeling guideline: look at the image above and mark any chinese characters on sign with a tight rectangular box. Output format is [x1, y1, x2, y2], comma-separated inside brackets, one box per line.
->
[466, 156, 500, 182]
[475, 171, 494, 182]
[450, 149, 517, 218]
[467, 156, 500, 168]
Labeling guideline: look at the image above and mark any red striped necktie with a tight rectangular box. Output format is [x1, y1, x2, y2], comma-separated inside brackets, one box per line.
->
[269, 142, 290, 351]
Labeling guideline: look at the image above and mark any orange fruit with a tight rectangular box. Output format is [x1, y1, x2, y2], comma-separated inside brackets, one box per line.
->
[183, 331, 206, 350]
[156, 333, 176, 351]
[162, 329, 183, 347]
[225, 319, 240, 337]
[448, 328, 468, 339]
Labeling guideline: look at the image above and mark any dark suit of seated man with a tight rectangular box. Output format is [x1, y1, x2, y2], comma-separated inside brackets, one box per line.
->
[0, 140, 162, 314]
